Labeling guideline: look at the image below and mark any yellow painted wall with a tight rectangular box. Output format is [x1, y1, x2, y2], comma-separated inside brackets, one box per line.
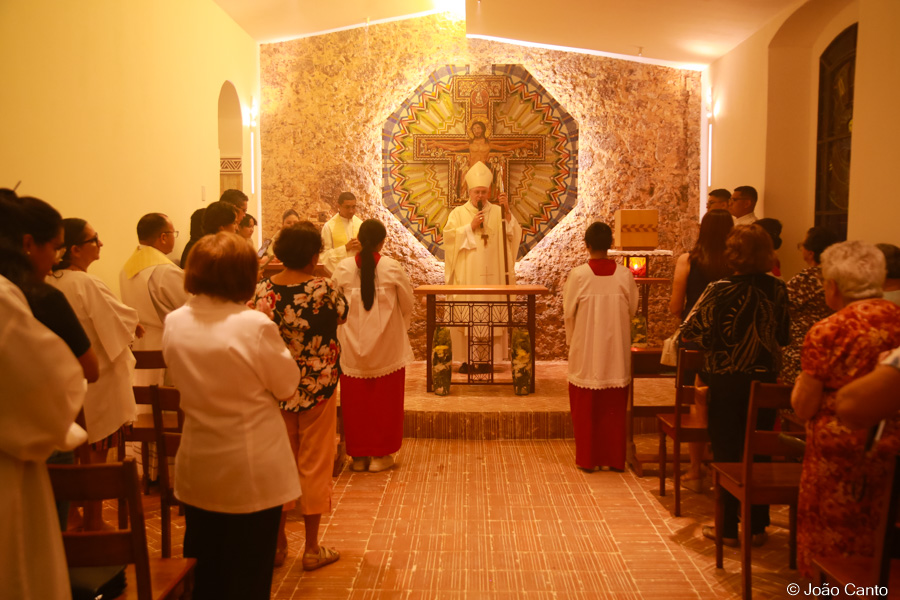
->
[0, 0, 259, 293]
[847, 0, 900, 245]
[709, 0, 900, 279]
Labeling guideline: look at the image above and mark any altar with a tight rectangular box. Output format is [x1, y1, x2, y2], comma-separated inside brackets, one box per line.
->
[413, 284, 550, 394]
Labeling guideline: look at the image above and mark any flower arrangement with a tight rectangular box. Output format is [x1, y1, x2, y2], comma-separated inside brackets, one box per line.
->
[510, 328, 532, 396]
[432, 327, 452, 396]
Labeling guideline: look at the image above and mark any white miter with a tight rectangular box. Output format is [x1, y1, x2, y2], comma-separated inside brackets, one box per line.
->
[465, 161, 493, 189]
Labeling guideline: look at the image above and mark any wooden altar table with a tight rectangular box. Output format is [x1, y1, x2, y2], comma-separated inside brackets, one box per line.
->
[414, 285, 550, 393]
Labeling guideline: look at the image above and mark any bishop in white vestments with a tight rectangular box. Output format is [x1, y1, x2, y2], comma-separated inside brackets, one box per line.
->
[442, 161, 522, 368]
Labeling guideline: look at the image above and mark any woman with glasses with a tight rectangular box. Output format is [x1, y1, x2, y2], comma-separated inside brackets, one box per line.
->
[47, 218, 143, 530]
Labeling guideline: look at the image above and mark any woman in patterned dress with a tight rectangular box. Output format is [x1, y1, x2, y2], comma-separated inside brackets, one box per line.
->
[791, 241, 900, 576]
[682, 224, 791, 547]
[251, 223, 348, 570]
[780, 226, 839, 384]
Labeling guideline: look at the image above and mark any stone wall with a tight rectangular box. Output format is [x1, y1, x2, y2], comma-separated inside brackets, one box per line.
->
[260, 13, 700, 360]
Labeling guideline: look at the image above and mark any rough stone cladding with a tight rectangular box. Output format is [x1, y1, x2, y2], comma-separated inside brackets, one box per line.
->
[260, 13, 700, 360]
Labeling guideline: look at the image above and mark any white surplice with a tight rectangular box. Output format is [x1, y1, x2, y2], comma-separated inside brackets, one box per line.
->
[443, 200, 522, 364]
[321, 214, 363, 275]
[47, 270, 138, 443]
[563, 263, 639, 389]
[0, 275, 87, 600]
[332, 255, 415, 378]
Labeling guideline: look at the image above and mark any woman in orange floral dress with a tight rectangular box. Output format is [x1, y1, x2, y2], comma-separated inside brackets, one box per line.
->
[792, 241, 900, 576]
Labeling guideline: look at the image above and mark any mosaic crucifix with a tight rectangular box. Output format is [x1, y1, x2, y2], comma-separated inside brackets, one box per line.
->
[412, 75, 545, 207]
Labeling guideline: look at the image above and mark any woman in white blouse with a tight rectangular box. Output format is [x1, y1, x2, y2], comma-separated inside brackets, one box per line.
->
[332, 219, 414, 473]
[47, 217, 141, 530]
[163, 233, 300, 600]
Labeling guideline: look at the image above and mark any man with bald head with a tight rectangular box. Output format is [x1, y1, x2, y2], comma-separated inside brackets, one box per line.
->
[442, 161, 522, 372]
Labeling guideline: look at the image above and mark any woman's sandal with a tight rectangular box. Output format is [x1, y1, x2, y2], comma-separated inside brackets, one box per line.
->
[302, 546, 340, 571]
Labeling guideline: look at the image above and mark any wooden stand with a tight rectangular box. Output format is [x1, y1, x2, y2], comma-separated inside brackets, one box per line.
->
[414, 284, 549, 393]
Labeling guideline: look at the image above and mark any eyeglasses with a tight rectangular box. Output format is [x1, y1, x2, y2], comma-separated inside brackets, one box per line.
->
[162, 230, 180, 239]
[797, 242, 806, 250]
[77, 234, 100, 246]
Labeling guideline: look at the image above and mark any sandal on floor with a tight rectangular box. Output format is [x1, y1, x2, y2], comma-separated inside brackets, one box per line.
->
[302, 546, 340, 571]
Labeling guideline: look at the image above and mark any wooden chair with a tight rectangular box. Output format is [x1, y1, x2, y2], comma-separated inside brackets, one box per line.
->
[813, 454, 900, 596]
[657, 348, 707, 516]
[148, 385, 185, 559]
[48, 458, 195, 600]
[627, 347, 677, 476]
[121, 350, 169, 494]
[711, 381, 805, 599]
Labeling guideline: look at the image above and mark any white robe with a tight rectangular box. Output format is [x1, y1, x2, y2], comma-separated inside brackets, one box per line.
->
[563, 263, 639, 389]
[321, 214, 363, 275]
[47, 270, 138, 443]
[332, 255, 415, 378]
[120, 246, 187, 385]
[443, 200, 522, 363]
[0, 275, 87, 600]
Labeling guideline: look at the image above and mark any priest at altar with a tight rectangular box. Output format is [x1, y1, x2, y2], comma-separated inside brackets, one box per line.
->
[321, 192, 363, 275]
[442, 161, 522, 371]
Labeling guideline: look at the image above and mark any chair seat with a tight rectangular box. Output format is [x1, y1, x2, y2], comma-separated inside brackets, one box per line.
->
[657, 413, 709, 440]
[126, 413, 179, 443]
[713, 462, 804, 503]
[121, 558, 196, 600]
[812, 555, 900, 592]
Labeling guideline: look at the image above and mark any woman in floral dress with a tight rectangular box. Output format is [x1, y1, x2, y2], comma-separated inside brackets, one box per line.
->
[791, 240, 900, 576]
[780, 226, 839, 384]
[251, 223, 348, 570]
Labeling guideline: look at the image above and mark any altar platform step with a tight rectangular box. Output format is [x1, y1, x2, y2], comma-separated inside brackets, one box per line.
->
[399, 361, 674, 440]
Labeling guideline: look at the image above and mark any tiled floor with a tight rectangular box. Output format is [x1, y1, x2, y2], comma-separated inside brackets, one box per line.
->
[136, 435, 807, 599]
[128, 361, 806, 598]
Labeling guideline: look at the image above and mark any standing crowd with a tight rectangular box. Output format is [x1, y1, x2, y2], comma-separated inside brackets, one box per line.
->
[2, 181, 899, 598]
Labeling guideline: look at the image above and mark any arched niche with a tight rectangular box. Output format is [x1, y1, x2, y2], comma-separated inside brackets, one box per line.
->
[763, 0, 857, 277]
[218, 81, 243, 196]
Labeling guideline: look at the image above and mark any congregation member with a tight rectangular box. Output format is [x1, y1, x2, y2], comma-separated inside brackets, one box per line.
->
[239, 213, 257, 248]
[332, 219, 414, 473]
[836, 345, 900, 429]
[219, 188, 248, 223]
[251, 224, 348, 570]
[668, 208, 733, 485]
[682, 224, 790, 547]
[443, 161, 521, 373]
[728, 185, 759, 225]
[48, 217, 142, 531]
[790, 240, 900, 577]
[163, 233, 300, 600]
[262, 208, 301, 260]
[755, 218, 783, 276]
[201, 200, 239, 235]
[320, 192, 362, 274]
[1, 269, 87, 600]
[706, 188, 731, 212]
[563, 222, 638, 472]
[877, 243, 900, 305]
[120, 213, 187, 373]
[780, 226, 839, 384]
[180, 207, 205, 267]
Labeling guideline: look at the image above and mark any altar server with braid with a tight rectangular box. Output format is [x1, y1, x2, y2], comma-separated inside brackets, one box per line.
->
[332, 219, 414, 473]
[563, 221, 639, 471]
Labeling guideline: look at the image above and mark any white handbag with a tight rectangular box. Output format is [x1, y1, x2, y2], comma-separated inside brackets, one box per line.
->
[660, 283, 714, 367]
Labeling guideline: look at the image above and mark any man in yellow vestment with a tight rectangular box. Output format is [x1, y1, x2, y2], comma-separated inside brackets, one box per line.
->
[321, 192, 363, 275]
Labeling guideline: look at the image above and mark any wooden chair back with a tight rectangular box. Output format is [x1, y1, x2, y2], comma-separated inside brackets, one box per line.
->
[150, 384, 184, 559]
[48, 458, 153, 599]
[132, 350, 167, 370]
[742, 382, 806, 485]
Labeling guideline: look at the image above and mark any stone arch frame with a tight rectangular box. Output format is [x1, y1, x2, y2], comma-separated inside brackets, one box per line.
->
[218, 81, 243, 195]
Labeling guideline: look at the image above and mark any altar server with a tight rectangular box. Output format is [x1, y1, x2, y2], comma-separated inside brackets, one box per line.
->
[563, 221, 638, 471]
[332, 219, 414, 473]
[442, 161, 521, 371]
[48, 218, 140, 529]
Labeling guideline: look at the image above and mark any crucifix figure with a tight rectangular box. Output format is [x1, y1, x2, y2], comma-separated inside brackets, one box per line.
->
[413, 75, 545, 206]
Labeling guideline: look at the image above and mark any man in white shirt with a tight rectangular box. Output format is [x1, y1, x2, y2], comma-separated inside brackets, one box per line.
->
[442, 161, 522, 372]
[219, 188, 248, 224]
[729, 186, 759, 225]
[321, 192, 363, 274]
[121, 214, 188, 356]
